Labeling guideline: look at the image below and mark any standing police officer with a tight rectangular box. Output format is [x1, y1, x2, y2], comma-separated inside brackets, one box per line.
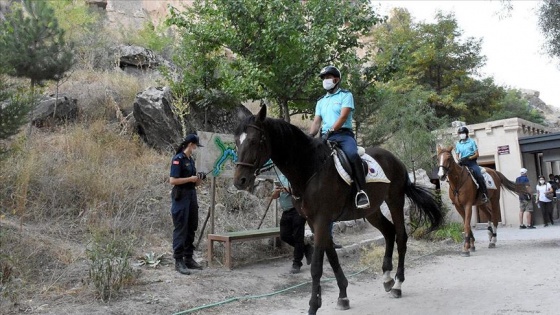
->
[169, 134, 205, 275]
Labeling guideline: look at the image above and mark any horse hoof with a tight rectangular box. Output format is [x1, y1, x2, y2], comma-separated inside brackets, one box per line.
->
[391, 288, 402, 298]
[488, 243, 496, 248]
[336, 297, 350, 310]
[460, 251, 470, 257]
[383, 279, 395, 292]
[469, 246, 476, 252]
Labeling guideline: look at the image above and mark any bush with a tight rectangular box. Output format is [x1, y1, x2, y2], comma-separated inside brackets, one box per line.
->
[87, 230, 136, 302]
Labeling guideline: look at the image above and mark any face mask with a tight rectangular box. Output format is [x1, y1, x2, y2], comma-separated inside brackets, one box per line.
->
[459, 134, 467, 140]
[540, 180, 545, 184]
[323, 78, 336, 90]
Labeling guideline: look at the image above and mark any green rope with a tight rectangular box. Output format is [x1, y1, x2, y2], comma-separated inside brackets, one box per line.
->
[172, 267, 370, 315]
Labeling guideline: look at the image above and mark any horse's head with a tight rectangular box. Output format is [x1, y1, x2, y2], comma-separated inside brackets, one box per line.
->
[233, 105, 272, 190]
[437, 145, 456, 181]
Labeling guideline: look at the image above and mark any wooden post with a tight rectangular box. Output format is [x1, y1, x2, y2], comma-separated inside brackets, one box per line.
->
[210, 176, 216, 234]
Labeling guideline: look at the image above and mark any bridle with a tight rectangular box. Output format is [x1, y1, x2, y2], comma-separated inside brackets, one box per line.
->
[235, 123, 271, 177]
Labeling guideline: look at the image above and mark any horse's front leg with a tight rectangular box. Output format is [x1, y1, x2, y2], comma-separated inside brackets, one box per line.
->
[325, 244, 349, 310]
[308, 235, 325, 315]
[461, 204, 473, 257]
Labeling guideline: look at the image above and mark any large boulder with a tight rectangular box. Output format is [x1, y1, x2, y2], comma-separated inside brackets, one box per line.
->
[32, 94, 78, 127]
[133, 86, 181, 152]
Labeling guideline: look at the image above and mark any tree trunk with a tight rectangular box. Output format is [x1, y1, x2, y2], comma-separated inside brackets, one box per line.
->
[280, 100, 290, 123]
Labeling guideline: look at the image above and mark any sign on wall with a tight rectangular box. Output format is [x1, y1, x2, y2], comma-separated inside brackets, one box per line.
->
[497, 145, 510, 155]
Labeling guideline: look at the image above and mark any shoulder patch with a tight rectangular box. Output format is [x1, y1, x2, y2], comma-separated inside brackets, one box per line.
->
[172, 160, 180, 165]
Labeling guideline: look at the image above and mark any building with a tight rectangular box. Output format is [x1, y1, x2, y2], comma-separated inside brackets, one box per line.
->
[438, 117, 558, 227]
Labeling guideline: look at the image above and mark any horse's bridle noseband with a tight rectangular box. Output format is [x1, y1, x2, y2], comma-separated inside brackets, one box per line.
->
[235, 123, 271, 176]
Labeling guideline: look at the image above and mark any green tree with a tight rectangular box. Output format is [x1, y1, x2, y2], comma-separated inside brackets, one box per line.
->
[166, 0, 383, 122]
[488, 89, 545, 123]
[538, 1, 560, 63]
[0, 76, 31, 156]
[369, 9, 504, 124]
[0, 0, 75, 128]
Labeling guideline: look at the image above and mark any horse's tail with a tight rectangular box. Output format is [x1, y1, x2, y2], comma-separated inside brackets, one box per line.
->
[495, 171, 522, 196]
[404, 175, 444, 231]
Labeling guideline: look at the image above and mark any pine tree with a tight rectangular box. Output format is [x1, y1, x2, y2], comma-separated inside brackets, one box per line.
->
[0, 0, 74, 130]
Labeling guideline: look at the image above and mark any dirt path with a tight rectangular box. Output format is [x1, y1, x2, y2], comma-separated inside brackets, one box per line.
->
[11, 224, 560, 315]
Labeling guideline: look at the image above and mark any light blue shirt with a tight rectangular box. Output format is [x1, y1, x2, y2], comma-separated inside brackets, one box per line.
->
[277, 173, 294, 211]
[314, 89, 354, 135]
[455, 138, 478, 159]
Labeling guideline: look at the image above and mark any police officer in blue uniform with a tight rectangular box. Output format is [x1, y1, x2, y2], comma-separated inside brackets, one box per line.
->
[170, 134, 205, 275]
[455, 126, 489, 203]
[308, 65, 370, 209]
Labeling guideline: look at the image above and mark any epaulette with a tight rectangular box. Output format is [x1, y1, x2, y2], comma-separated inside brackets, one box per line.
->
[317, 94, 325, 101]
[339, 89, 350, 93]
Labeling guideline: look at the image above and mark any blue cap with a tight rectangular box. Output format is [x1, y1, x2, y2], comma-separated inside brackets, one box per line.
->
[183, 134, 204, 147]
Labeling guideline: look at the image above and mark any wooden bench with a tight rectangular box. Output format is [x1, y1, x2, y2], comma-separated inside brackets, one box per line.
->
[207, 227, 280, 270]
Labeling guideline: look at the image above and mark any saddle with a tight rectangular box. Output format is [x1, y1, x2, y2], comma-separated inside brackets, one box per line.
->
[464, 166, 497, 190]
[328, 141, 390, 185]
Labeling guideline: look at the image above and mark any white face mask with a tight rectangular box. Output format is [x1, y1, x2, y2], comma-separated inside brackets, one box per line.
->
[459, 134, 467, 140]
[323, 78, 336, 90]
[539, 180, 545, 184]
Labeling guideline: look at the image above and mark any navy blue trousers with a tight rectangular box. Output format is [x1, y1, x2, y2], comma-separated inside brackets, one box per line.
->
[171, 189, 199, 260]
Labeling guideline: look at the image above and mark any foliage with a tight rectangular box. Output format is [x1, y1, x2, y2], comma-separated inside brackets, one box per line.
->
[47, 0, 110, 70]
[0, 0, 75, 85]
[166, 0, 383, 122]
[136, 252, 164, 268]
[432, 222, 463, 243]
[369, 9, 504, 124]
[87, 230, 135, 302]
[538, 1, 560, 63]
[0, 76, 32, 156]
[124, 21, 175, 58]
[488, 89, 545, 123]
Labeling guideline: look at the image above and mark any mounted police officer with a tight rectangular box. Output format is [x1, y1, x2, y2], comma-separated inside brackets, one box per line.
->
[455, 126, 489, 203]
[169, 133, 205, 274]
[308, 65, 370, 209]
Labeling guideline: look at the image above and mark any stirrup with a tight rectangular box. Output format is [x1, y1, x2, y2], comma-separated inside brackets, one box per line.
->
[355, 190, 370, 209]
[482, 193, 489, 203]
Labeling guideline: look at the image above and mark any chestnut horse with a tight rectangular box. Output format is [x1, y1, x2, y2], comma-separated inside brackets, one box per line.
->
[233, 106, 443, 315]
[437, 146, 519, 256]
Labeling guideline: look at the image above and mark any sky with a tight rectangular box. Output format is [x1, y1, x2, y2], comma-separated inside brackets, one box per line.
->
[375, 0, 560, 108]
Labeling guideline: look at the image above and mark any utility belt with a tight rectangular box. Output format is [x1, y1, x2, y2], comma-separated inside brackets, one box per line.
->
[172, 184, 195, 200]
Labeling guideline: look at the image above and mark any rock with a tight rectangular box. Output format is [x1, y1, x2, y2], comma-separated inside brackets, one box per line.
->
[32, 94, 78, 127]
[116, 45, 159, 69]
[133, 86, 182, 152]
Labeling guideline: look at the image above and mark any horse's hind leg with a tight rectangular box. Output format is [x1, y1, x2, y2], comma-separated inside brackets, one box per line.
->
[385, 197, 408, 298]
[325, 244, 349, 310]
[366, 209, 398, 295]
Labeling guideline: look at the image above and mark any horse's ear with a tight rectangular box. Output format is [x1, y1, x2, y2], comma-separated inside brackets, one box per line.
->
[257, 105, 267, 122]
[437, 145, 441, 153]
[447, 145, 454, 152]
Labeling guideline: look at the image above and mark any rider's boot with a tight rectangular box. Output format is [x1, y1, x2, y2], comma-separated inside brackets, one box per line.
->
[351, 158, 370, 209]
[476, 174, 489, 203]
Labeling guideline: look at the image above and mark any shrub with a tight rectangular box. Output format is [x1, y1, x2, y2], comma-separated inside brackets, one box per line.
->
[86, 230, 136, 302]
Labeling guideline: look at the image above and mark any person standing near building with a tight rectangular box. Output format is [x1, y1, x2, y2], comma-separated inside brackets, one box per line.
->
[169, 134, 205, 275]
[516, 168, 534, 229]
[272, 171, 313, 274]
[536, 175, 554, 227]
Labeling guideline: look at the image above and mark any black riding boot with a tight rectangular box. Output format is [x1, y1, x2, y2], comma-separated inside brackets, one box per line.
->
[351, 157, 370, 209]
[476, 174, 489, 203]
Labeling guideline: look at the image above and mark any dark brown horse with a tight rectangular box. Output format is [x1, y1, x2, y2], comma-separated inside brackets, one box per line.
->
[233, 106, 443, 315]
[437, 145, 519, 256]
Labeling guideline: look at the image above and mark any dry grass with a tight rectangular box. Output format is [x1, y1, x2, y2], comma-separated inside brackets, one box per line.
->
[0, 111, 285, 307]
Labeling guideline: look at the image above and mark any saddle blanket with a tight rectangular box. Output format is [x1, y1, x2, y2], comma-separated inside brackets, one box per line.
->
[334, 152, 390, 186]
[471, 169, 497, 190]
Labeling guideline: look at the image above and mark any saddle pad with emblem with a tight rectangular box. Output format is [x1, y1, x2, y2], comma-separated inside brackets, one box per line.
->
[334, 153, 390, 186]
[469, 169, 497, 190]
